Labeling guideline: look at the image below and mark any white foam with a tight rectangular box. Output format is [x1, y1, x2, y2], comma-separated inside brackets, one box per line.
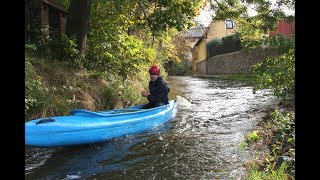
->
[176, 96, 194, 107]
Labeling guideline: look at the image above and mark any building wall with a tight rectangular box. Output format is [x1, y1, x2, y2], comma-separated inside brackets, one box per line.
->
[196, 48, 279, 75]
[192, 40, 207, 72]
[270, 19, 295, 36]
[206, 21, 236, 41]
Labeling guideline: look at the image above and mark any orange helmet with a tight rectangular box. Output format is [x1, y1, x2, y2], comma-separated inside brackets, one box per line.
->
[149, 65, 160, 75]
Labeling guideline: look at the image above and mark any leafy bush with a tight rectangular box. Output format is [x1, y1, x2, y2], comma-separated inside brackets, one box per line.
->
[102, 73, 144, 109]
[164, 60, 190, 76]
[48, 35, 83, 65]
[207, 38, 222, 47]
[270, 109, 295, 158]
[253, 49, 294, 101]
[25, 61, 45, 116]
[206, 34, 241, 57]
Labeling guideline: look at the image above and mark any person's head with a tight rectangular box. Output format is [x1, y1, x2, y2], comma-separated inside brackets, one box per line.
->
[149, 65, 160, 81]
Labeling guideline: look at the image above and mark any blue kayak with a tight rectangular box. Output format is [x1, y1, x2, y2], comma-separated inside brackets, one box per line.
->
[25, 100, 177, 147]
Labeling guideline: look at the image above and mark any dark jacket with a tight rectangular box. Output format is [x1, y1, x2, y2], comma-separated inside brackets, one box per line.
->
[147, 76, 170, 105]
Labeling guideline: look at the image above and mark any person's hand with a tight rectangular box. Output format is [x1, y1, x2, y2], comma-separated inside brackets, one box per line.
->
[141, 90, 148, 97]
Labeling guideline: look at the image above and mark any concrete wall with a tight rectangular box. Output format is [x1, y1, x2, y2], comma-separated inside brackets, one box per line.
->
[196, 60, 207, 74]
[196, 48, 279, 75]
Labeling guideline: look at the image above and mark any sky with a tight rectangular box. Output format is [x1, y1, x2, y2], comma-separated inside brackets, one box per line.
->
[193, 0, 295, 27]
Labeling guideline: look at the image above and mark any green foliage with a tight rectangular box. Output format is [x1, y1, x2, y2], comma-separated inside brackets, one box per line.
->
[207, 38, 222, 46]
[25, 43, 39, 57]
[48, 35, 84, 65]
[25, 58, 83, 119]
[165, 60, 190, 76]
[55, 0, 70, 9]
[25, 60, 45, 116]
[25, 1, 43, 45]
[246, 162, 290, 180]
[246, 130, 260, 143]
[155, 29, 181, 63]
[239, 141, 247, 151]
[142, 0, 203, 36]
[216, 74, 255, 83]
[25, 43, 38, 51]
[236, 17, 271, 51]
[252, 48, 294, 100]
[87, 0, 202, 69]
[244, 108, 295, 179]
[103, 86, 118, 110]
[87, 1, 196, 78]
[223, 33, 241, 42]
[86, 32, 156, 78]
[270, 109, 295, 157]
[102, 73, 144, 109]
[174, 61, 190, 76]
[264, 34, 295, 54]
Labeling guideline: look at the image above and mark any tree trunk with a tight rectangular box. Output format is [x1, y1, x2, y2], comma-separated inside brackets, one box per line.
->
[66, 0, 91, 55]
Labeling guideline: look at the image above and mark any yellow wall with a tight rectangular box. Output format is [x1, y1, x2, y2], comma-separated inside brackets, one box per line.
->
[192, 40, 207, 72]
[207, 21, 236, 40]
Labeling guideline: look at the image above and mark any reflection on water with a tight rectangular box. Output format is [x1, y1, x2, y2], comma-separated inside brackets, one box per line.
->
[25, 76, 279, 180]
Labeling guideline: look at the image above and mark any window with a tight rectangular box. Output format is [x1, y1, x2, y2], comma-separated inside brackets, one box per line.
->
[226, 20, 234, 29]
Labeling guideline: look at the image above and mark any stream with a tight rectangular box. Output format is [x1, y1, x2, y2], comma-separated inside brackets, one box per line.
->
[25, 76, 280, 179]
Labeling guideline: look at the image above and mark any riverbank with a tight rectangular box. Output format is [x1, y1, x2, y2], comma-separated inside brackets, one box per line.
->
[25, 53, 149, 121]
[243, 101, 295, 179]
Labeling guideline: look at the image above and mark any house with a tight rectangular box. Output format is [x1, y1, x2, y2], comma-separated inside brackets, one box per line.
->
[269, 18, 295, 36]
[26, 0, 68, 41]
[189, 17, 291, 75]
[184, 27, 209, 70]
[190, 19, 237, 72]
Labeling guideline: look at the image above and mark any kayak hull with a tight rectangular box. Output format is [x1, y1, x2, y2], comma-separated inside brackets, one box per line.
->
[25, 100, 177, 147]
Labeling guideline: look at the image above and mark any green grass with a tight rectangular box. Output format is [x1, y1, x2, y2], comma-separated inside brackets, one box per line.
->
[245, 162, 291, 180]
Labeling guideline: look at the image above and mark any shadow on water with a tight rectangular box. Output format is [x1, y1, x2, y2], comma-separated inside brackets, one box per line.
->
[25, 76, 280, 179]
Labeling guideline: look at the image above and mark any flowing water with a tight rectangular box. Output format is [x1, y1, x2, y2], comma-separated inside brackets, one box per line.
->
[25, 76, 280, 180]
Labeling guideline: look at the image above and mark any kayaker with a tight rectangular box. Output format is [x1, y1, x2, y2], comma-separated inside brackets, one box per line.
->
[141, 65, 170, 109]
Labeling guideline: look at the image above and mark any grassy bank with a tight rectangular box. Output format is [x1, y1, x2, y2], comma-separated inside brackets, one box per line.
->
[25, 53, 149, 121]
[242, 102, 295, 179]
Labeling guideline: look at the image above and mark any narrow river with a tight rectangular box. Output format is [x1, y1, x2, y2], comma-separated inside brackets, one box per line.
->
[25, 76, 280, 179]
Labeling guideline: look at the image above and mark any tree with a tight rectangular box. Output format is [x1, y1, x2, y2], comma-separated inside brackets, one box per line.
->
[207, 0, 295, 100]
[66, 0, 92, 55]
